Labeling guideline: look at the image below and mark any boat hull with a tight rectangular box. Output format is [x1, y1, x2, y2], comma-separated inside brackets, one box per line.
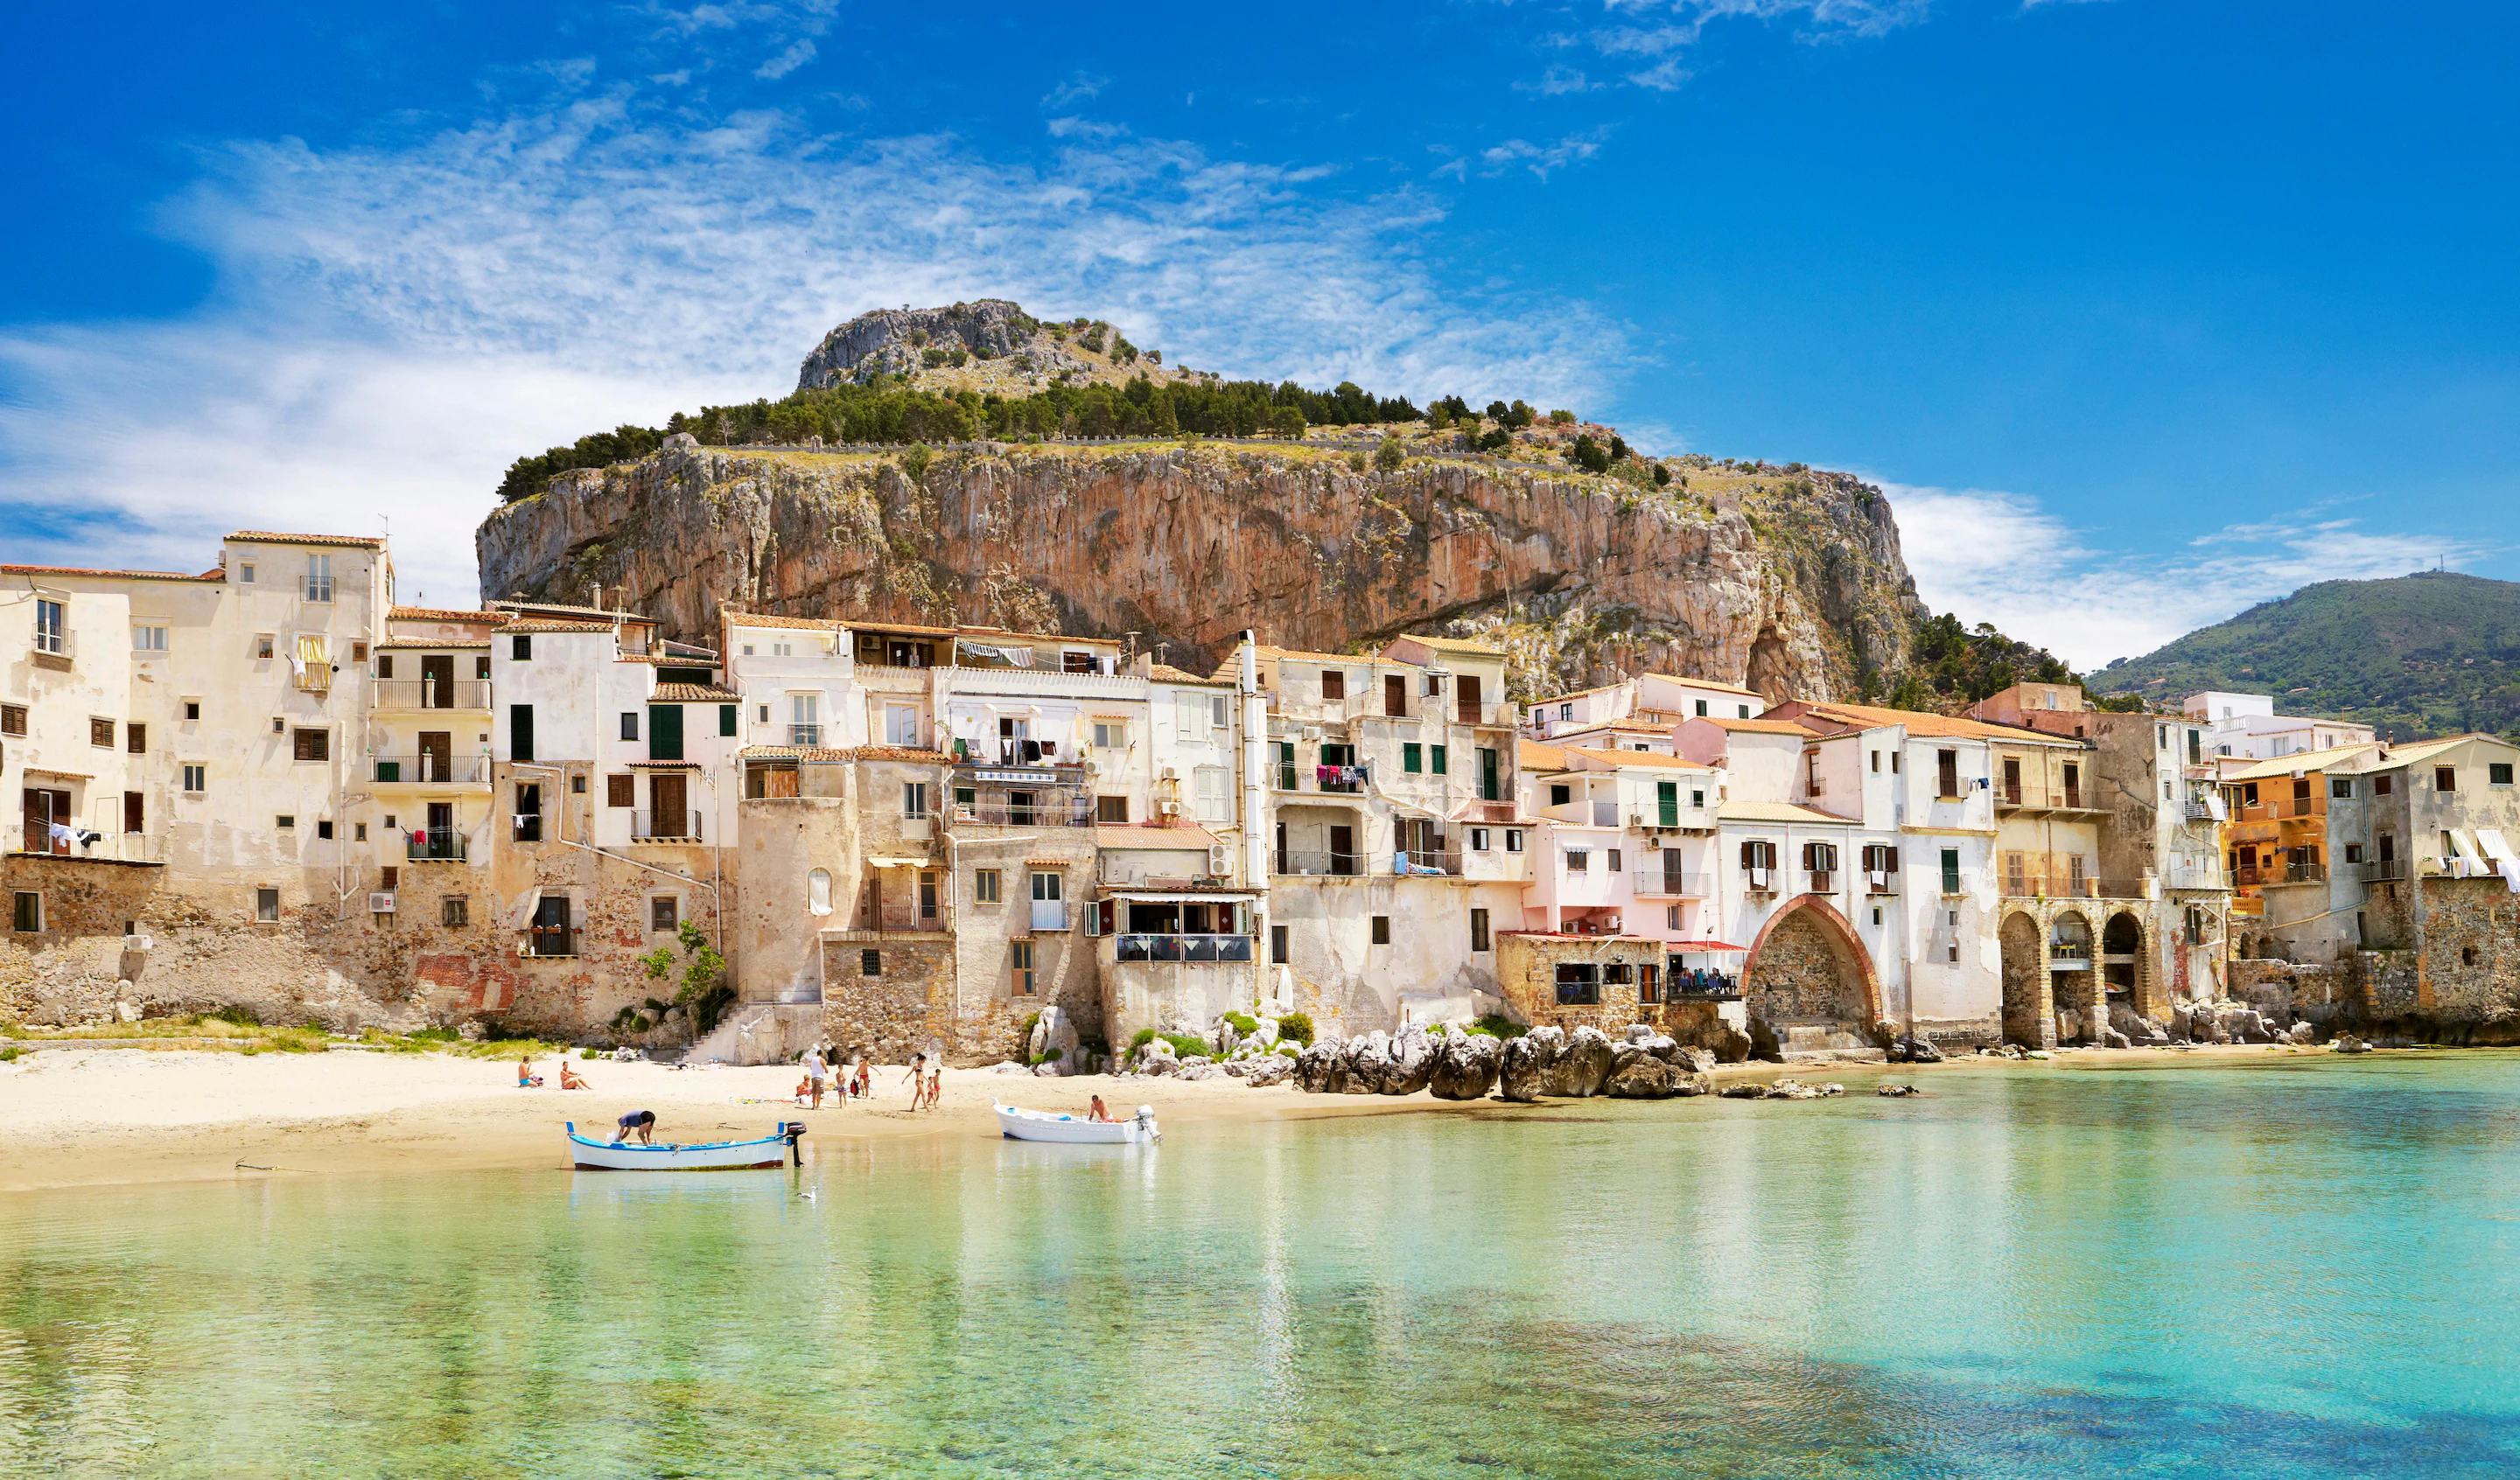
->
[993, 1104, 1157, 1143]
[566, 1121, 800, 1170]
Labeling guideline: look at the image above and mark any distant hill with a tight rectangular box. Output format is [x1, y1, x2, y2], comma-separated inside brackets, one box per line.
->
[2089, 571, 2520, 741]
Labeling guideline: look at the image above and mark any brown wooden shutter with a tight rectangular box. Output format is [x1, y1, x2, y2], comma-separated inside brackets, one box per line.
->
[606, 774, 635, 807]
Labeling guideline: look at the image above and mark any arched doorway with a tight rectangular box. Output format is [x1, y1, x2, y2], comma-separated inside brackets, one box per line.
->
[2049, 911, 2096, 1044]
[2101, 911, 2145, 1026]
[1742, 897, 1881, 1057]
[1999, 911, 2046, 1047]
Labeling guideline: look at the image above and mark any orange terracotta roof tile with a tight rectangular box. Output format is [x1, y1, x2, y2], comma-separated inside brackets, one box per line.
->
[227, 530, 386, 548]
[1, 563, 220, 583]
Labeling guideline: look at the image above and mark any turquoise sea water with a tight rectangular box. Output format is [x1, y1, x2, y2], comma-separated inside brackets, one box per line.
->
[4, 1054, 2519, 1478]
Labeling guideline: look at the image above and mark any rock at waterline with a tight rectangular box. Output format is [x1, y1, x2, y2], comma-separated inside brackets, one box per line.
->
[1242, 1056, 1293, 1087]
[1717, 1083, 1766, 1100]
[1877, 1084, 1921, 1098]
[1887, 1036, 1943, 1064]
[2332, 1034, 2371, 1055]
[1497, 1027, 1565, 1103]
[1604, 1054, 1677, 1099]
[1548, 1026, 1618, 1098]
[1428, 1029, 1502, 1100]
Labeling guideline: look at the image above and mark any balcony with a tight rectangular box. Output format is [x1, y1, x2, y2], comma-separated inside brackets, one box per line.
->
[1995, 782, 2103, 814]
[1630, 867, 1711, 897]
[372, 753, 490, 786]
[1808, 869, 1837, 893]
[1454, 700, 1515, 728]
[951, 801, 1094, 827]
[2002, 872, 2151, 900]
[2183, 799, 2223, 823]
[524, 925, 576, 958]
[1863, 871, 1900, 896]
[2362, 859, 2408, 883]
[372, 679, 491, 712]
[631, 810, 704, 842]
[1662, 968, 1740, 1002]
[1280, 764, 1369, 796]
[1114, 933, 1256, 963]
[958, 740, 1082, 768]
[788, 723, 824, 748]
[407, 832, 466, 862]
[1396, 848, 1463, 876]
[1276, 849, 1372, 877]
[2236, 862, 2328, 886]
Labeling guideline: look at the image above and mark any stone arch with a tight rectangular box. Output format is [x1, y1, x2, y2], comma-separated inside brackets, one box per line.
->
[1999, 911, 2048, 1047]
[2049, 910, 2097, 1044]
[1742, 894, 1883, 1057]
[2101, 909, 2147, 1025]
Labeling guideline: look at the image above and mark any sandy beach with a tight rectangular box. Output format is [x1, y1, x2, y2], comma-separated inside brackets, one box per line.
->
[0, 1040, 2332, 1192]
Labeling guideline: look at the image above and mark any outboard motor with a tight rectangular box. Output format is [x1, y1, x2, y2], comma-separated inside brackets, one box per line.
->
[1134, 1105, 1160, 1141]
[782, 1120, 808, 1166]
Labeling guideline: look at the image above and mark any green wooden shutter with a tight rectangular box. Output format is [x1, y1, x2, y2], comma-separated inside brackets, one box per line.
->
[719, 704, 738, 737]
[650, 703, 684, 760]
[1657, 780, 1678, 827]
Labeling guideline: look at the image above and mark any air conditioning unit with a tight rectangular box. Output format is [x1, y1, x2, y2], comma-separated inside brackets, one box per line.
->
[1208, 845, 1231, 874]
[1159, 799, 1181, 816]
[1300, 725, 1322, 742]
[368, 892, 396, 913]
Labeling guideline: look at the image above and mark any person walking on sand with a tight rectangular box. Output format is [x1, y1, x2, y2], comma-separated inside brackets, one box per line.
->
[925, 1060, 943, 1111]
[902, 1052, 927, 1108]
[804, 1045, 829, 1110]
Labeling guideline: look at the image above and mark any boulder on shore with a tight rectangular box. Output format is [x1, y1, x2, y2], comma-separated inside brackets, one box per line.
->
[1242, 1056, 1293, 1087]
[1498, 1027, 1566, 1102]
[1429, 1029, 1502, 1100]
[1341, 1030, 1393, 1094]
[2332, 1034, 2371, 1055]
[1604, 1055, 1679, 1099]
[1295, 1037, 1348, 1093]
[1887, 1035, 1943, 1064]
[1548, 1026, 1618, 1098]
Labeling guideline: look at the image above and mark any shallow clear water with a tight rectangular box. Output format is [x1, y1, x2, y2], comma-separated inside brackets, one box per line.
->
[5, 1055, 2520, 1478]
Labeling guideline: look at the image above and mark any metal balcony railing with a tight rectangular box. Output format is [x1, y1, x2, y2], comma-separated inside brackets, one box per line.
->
[2236, 862, 2327, 886]
[1998, 783, 2092, 810]
[371, 753, 490, 785]
[2004, 872, 2148, 899]
[406, 832, 466, 861]
[1115, 933, 1256, 963]
[1630, 867, 1710, 897]
[1662, 969, 1740, 1001]
[372, 679, 491, 710]
[1396, 849, 1462, 876]
[1276, 849, 1372, 877]
[2362, 859, 2408, 882]
[631, 810, 704, 841]
[962, 741, 1076, 767]
[951, 802, 1094, 827]
[526, 925, 577, 958]
[788, 723, 824, 747]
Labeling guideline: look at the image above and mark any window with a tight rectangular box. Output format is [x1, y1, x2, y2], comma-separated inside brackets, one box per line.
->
[1740, 839, 1777, 872]
[2376, 775, 2392, 796]
[1558, 702, 1573, 722]
[1011, 940, 1035, 995]
[955, 785, 976, 809]
[237, 561, 255, 583]
[757, 704, 770, 723]
[276, 814, 296, 829]
[2331, 778, 2354, 799]
[476, 656, 491, 681]
[304, 554, 333, 602]
[1371, 915, 1390, 945]
[1550, 783, 1572, 806]
[182, 764, 206, 793]
[1096, 795, 1130, 824]
[0, 704, 23, 736]
[1094, 721, 1128, 749]
[512, 635, 532, 660]
[356, 823, 368, 841]
[1669, 905, 1684, 931]
[256, 888, 280, 922]
[606, 774, 634, 807]
[1212, 695, 1231, 730]
[620, 712, 639, 741]
[1404, 743, 1423, 773]
[1936, 749, 1960, 799]
[651, 897, 679, 932]
[12, 893, 40, 932]
[91, 717, 115, 747]
[1607, 848, 1623, 871]
[807, 868, 833, 915]
[790, 693, 822, 746]
[132, 624, 167, 652]
[903, 782, 928, 819]
[293, 728, 329, 762]
[720, 705, 738, 737]
[34, 599, 66, 655]
[1872, 906, 1882, 926]
[440, 896, 469, 927]
[183, 700, 199, 722]
[1564, 846, 1593, 874]
[1062, 650, 1097, 674]
[1555, 963, 1600, 1005]
[1941, 848, 1962, 895]
[2491, 763, 2514, 787]
[884, 703, 918, 746]
[2436, 766, 2458, 793]
[1471, 827, 1490, 851]
[1695, 700, 1708, 717]
[1271, 924, 1290, 963]
[352, 642, 367, 662]
[316, 820, 333, 840]
[861, 949, 883, 977]
[974, 869, 1002, 904]
[1430, 744, 1447, 774]
[1321, 669, 1346, 701]
[1505, 830, 1523, 854]
[1602, 963, 1633, 986]
[1195, 766, 1232, 822]
[1470, 908, 1490, 953]
[2344, 843, 2365, 864]
[510, 704, 536, 762]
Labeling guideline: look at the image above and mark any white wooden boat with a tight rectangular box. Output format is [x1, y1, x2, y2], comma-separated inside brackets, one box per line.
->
[566, 1120, 803, 1170]
[994, 1103, 1159, 1144]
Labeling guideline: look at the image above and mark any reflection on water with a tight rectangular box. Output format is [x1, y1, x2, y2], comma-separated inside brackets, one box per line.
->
[4, 1056, 2520, 1477]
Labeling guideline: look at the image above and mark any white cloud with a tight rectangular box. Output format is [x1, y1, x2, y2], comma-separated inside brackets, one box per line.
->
[1514, 66, 1600, 94]
[1887, 483, 2489, 670]
[1572, 0, 1934, 88]
[0, 94, 1623, 605]
[1472, 130, 1613, 180]
[754, 38, 816, 80]
[1042, 71, 1110, 109]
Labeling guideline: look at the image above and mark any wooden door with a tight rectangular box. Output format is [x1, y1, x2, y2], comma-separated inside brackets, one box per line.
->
[421, 654, 454, 709]
[1329, 823, 1355, 876]
[1456, 674, 1481, 723]
[649, 772, 689, 836]
[418, 731, 451, 783]
[1384, 674, 1406, 717]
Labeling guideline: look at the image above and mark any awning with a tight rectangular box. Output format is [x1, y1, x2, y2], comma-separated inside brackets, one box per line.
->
[866, 856, 933, 869]
[957, 640, 1036, 667]
[1667, 939, 1750, 953]
[1102, 890, 1259, 903]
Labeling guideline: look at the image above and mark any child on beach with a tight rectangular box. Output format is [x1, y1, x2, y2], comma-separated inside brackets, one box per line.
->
[925, 1062, 942, 1110]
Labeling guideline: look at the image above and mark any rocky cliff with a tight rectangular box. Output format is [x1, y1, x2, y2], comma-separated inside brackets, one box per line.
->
[477, 438, 1924, 702]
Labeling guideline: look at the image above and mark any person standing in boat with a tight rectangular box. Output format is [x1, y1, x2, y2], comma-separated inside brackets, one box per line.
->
[611, 1110, 657, 1145]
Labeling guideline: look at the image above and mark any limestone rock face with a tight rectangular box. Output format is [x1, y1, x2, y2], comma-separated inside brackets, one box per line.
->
[1604, 1052, 1677, 1099]
[1242, 1056, 1294, 1087]
[1548, 1026, 1618, 1098]
[1429, 1030, 1502, 1100]
[478, 436, 1926, 703]
[1662, 1044, 1719, 1076]
[1341, 1030, 1394, 1094]
[1295, 1037, 1348, 1093]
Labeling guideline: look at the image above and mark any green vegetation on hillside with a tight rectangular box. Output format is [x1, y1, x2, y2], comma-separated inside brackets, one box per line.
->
[498, 376, 1426, 502]
[2088, 571, 2520, 741]
[1885, 611, 2076, 709]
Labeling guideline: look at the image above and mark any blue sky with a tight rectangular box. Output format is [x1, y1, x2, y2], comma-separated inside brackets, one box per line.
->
[3, 0, 2514, 667]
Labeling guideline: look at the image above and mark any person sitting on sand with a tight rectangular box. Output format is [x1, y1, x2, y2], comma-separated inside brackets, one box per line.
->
[1088, 1094, 1112, 1123]
[611, 1110, 657, 1145]
[559, 1063, 590, 1091]
[517, 1057, 543, 1088]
